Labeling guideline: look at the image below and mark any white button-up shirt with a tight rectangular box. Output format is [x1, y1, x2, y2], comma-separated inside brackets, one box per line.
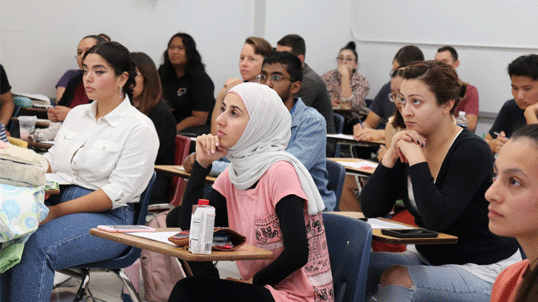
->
[44, 96, 159, 208]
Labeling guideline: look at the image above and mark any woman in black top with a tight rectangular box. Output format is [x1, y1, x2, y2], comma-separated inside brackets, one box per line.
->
[132, 52, 176, 204]
[158, 33, 215, 134]
[360, 61, 519, 302]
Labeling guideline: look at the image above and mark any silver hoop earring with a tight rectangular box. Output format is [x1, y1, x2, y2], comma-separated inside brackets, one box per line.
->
[119, 86, 123, 98]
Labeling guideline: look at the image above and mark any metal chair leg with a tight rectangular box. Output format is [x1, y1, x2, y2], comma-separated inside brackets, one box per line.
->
[114, 269, 142, 302]
[73, 269, 90, 302]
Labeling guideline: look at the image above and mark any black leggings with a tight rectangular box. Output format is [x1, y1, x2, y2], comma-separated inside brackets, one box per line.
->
[168, 277, 276, 302]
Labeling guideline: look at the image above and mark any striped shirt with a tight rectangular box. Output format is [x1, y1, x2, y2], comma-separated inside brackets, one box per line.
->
[0, 124, 8, 143]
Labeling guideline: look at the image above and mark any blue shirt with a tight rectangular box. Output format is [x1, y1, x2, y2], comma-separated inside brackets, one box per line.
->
[211, 98, 336, 211]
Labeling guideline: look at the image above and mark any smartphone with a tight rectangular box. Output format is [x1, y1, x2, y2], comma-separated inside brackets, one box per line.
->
[97, 225, 156, 233]
[381, 228, 438, 238]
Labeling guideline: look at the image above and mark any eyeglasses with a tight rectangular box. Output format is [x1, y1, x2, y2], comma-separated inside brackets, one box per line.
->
[337, 57, 355, 63]
[256, 74, 294, 84]
[388, 93, 405, 104]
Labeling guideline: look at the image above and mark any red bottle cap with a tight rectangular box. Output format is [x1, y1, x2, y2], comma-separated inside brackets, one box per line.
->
[198, 199, 209, 205]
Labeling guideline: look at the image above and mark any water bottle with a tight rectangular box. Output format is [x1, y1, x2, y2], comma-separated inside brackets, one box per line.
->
[456, 111, 468, 130]
[188, 199, 215, 254]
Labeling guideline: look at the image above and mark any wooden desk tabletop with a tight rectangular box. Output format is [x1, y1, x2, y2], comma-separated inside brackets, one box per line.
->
[329, 211, 458, 245]
[90, 228, 274, 261]
[327, 133, 385, 147]
[154, 165, 217, 183]
[45, 188, 60, 195]
[328, 158, 378, 175]
[27, 138, 53, 151]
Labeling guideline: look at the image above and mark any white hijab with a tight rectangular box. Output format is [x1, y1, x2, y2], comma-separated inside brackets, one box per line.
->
[226, 83, 325, 215]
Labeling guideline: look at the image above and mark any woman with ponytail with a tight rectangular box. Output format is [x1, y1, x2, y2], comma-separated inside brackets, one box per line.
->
[487, 124, 538, 302]
[1, 42, 159, 301]
[360, 61, 520, 302]
[322, 41, 370, 133]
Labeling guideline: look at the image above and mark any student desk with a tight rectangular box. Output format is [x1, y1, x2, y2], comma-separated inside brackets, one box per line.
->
[328, 157, 377, 176]
[331, 211, 458, 245]
[327, 133, 385, 149]
[27, 138, 53, 151]
[89, 227, 273, 276]
[154, 165, 217, 184]
[45, 188, 60, 195]
[328, 158, 378, 211]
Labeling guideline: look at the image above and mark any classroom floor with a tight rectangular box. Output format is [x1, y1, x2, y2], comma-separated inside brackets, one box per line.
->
[50, 261, 240, 302]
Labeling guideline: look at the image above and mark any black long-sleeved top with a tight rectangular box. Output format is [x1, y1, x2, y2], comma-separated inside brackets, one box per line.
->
[166, 161, 309, 286]
[360, 129, 518, 265]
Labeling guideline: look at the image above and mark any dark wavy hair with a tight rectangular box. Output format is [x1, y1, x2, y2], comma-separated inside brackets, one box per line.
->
[159, 32, 204, 81]
[82, 41, 136, 101]
[131, 52, 162, 115]
[262, 51, 303, 82]
[402, 60, 467, 115]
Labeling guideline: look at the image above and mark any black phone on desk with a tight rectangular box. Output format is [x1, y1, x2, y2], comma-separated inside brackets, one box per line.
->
[381, 228, 438, 238]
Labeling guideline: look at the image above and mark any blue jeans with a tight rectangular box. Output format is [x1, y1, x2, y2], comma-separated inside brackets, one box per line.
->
[1, 186, 135, 302]
[367, 251, 493, 302]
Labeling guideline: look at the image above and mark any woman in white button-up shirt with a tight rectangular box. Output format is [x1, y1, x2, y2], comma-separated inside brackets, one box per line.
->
[0, 41, 159, 301]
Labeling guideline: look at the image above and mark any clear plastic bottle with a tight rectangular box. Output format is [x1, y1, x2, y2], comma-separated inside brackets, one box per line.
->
[455, 111, 469, 130]
[188, 199, 215, 254]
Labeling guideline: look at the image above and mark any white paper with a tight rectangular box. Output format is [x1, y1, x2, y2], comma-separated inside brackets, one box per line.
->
[39, 141, 55, 144]
[367, 218, 413, 230]
[45, 173, 71, 185]
[327, 133, 355, 141]
[338, 160, 378, 170]
[126, 231, 179, 246]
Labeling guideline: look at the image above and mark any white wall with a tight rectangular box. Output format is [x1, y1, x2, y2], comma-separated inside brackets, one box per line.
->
[2, 0, 536, 121]
[0, 0, 255, 98]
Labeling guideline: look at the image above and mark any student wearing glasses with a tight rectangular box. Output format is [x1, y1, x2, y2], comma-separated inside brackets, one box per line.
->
[360, 61, 519, 302]
[322, 41, 370, 134]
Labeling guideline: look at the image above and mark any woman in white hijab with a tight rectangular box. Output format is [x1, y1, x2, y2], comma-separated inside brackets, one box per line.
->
[167, 82, 333, 302]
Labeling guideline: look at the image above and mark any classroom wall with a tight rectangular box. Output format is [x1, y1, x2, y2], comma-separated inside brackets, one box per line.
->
[2, 0, 537, 131]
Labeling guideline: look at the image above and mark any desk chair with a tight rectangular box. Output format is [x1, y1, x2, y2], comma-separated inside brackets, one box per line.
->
[333, 113, 345, 157]
[147, 135, 191, 213]
[326, 159, 346, 211]
[168, 135, 191, 206]
[59, 173, 157, 302]
[323, 212, 372, 302]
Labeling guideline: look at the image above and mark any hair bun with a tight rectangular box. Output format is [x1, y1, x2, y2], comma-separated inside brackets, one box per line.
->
[345, 41, 356, 50]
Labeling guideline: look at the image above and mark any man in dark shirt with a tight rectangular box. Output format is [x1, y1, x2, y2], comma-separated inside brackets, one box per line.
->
[486, 54, 538, 153]
[276, 34, 335, 134]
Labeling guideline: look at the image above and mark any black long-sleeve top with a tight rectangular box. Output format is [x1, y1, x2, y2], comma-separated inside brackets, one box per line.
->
[360, 130, 518, 265]
[166, 161, 309, 286]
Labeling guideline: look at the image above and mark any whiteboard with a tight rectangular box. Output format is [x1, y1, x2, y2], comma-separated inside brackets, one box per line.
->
[353, 0, 538, 49]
